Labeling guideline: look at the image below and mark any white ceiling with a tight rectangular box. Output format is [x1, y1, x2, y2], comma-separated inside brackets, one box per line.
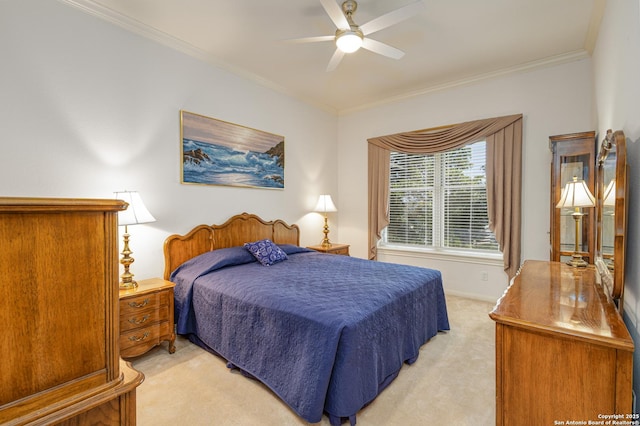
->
[65, 0, 603, 113]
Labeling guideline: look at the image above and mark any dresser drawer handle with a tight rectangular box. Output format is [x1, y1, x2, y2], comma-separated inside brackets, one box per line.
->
[128, 315, 150, 325]
[128, 332, 150, 342]
[128, 298, 150, 308]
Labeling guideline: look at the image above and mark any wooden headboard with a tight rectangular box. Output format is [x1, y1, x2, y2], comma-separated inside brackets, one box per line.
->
[163, 212, 300, 280]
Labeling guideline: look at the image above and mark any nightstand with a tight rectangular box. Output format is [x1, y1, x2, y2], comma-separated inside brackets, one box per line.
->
[307, 243, 350, 256]
[119, 277, 175, 358]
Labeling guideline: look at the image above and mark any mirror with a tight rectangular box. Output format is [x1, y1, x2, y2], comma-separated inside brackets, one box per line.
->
[595, 129, 628, 305]
[599, 140, 616, 267]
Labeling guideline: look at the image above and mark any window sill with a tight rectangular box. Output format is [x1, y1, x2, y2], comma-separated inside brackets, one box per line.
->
[377, 245, 503, 266]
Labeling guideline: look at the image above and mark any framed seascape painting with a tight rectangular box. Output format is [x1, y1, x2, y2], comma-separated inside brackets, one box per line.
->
[180, 110, 285, 189]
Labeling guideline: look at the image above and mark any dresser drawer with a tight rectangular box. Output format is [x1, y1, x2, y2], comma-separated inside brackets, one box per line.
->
[120, 291, 169, 317]
[120, 320, 172, 358]
[120, 305, 169, 332]
[330, 246, 350, 255]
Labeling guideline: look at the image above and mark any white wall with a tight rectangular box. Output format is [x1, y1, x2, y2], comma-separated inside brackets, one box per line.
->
[337, 60, 594, 301]
[592, 0, 640, 400]
[0, 0, 338, 280]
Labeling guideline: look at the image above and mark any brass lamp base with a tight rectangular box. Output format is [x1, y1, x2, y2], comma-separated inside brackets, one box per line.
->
[567, 210, 587, 268]
[567, 253, 588, 268]
[320, 215, 331, 247]
[119, 227, 138, 290]
[119, 277, 138, 290]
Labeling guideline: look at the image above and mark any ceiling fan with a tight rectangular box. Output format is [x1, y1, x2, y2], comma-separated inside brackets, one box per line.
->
[291, 0, 424, 72]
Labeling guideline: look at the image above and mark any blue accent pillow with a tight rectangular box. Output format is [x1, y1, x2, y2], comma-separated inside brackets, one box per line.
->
[244, 239, 288, 266]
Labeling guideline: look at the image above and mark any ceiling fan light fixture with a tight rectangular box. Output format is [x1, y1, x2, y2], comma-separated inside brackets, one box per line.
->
[336, 30, 363, 53]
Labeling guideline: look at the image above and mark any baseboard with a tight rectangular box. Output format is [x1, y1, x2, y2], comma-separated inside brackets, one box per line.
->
[445, 289, 499, 304]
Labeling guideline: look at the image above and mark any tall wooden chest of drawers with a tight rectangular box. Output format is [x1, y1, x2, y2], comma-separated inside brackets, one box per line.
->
[0, 197, 143, 425]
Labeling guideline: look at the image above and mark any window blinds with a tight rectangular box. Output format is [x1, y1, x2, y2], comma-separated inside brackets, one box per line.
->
[387, 141, 498, 251]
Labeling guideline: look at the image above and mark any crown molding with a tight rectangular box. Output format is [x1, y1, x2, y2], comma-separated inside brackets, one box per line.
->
[339, 50, 591, 115]
[59, 0, 339, 114]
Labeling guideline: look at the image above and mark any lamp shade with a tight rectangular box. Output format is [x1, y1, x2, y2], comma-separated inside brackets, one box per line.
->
[114, 191, 156, 226]
[603, 179, 616, 207]
[555, 177, 596, 209]
[314, 194, 337, 213]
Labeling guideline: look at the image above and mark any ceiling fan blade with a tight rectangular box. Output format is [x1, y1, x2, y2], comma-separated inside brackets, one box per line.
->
[362, 38, 405, 59]
[360, 1, 424, 36]
[320, 0, 350, 29]
[326, 48, 345, 72]
[285, 35, 335, 44]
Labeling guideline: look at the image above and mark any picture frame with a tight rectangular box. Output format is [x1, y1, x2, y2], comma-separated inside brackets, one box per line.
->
[180, 110, 285, 189]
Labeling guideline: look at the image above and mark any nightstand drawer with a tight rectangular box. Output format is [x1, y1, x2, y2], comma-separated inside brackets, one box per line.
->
[120, 291, 169, 317]
[330, 246, 350, 255]
[120, 305, 169, 332]
[120, 320, 172, 358]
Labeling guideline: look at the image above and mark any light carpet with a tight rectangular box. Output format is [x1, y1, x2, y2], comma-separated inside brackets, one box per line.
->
[131, 294, 496, 425]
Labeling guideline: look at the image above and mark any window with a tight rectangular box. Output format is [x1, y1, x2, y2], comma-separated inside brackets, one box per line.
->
[384, 141, 499, 253]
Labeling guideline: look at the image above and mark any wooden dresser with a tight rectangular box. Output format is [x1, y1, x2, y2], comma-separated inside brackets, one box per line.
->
[490, 260, 634, 426]
[0, 197, 143, 425]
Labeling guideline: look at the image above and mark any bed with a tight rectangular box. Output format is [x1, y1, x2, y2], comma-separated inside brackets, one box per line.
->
[163, 213, 450, 425]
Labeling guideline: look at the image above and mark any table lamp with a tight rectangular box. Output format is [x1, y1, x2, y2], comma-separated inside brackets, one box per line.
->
[314, 194, 337, 247]
[555, 177, 595, 267]
[603, 178, 616, 270]
[114, 191, 156, 289]
[603, 179, 616, 208]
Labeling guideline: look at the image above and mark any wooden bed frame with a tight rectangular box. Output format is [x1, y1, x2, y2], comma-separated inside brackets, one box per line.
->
[163, 212, 300, 280]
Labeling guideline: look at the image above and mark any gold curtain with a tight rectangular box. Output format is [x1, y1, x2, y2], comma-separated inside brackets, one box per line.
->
[367, 114, 523, 279]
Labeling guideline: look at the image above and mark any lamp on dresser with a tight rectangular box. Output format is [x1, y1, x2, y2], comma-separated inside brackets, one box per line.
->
[603, 178, 616, 208]
[314, 194, 337, 247]
[555, 176, 596, 267]
[603, 178, 617, 270]
[114, 190, 156, 289]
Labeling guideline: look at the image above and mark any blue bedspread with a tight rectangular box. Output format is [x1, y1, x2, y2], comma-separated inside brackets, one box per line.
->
[171, 245, 449, 424]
